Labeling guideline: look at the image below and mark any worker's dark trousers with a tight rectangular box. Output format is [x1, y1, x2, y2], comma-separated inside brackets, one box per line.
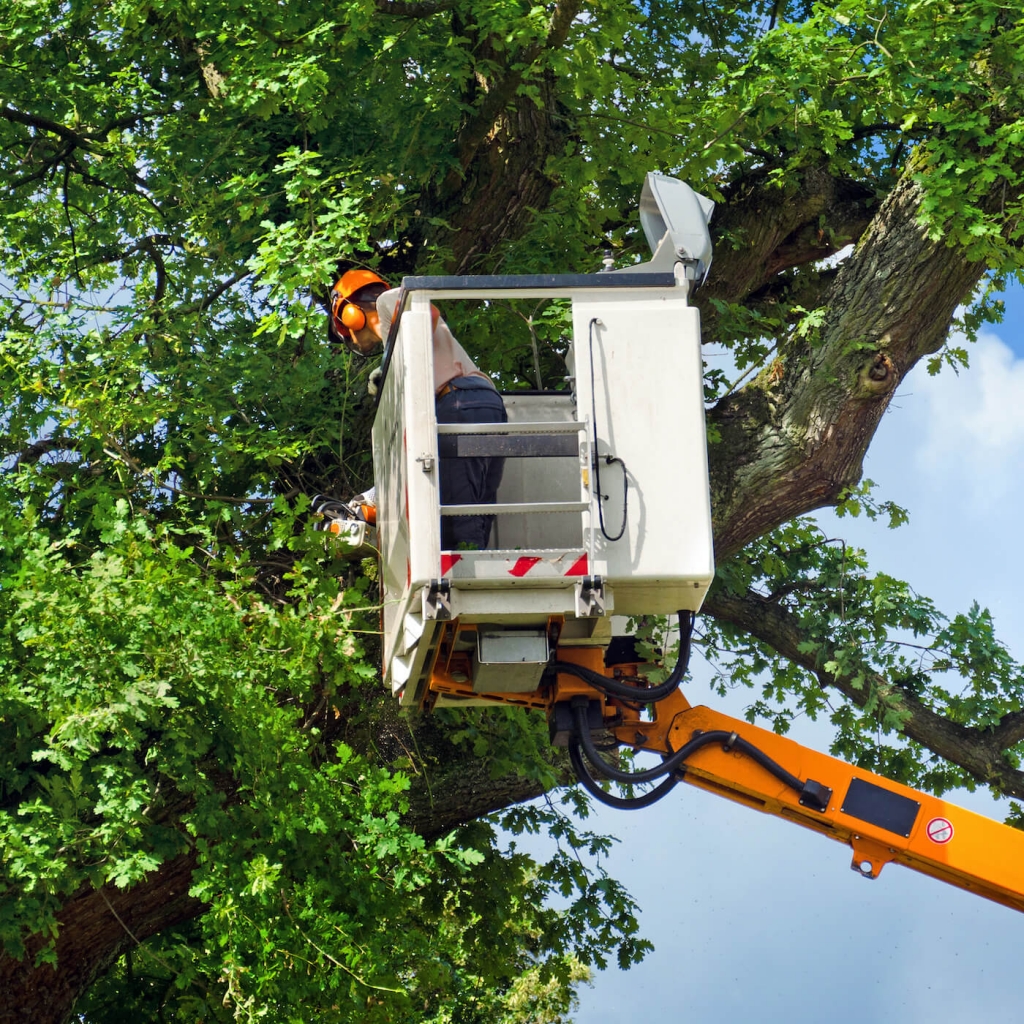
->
[436, 377, 507, 549]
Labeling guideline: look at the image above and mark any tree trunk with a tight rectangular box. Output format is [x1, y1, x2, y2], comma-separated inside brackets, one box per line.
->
[418, 72, 574, 275]
[0, 855, 200, 1024]
[706, 172, 985, 557]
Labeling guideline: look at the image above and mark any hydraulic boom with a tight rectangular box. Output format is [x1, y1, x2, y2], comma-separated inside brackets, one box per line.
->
[422, 613, 1024, 914]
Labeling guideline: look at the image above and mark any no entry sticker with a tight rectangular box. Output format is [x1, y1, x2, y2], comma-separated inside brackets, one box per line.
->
[926, 817, 954, 844]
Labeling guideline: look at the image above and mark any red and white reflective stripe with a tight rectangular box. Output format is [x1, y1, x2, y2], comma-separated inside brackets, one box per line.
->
[509, 553, 587, 577]
[441, 553, 462, 575]
[564, 553, 588, 576]
[509, 556, 542, 577]
[438, 552, 588, 578]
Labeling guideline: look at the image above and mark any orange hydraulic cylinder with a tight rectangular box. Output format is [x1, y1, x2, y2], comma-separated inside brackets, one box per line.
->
[623, 701, 1024, 913]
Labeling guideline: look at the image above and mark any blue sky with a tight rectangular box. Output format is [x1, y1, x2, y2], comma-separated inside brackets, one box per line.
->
[562, 278, 1024, 1023]
[999, 280, 1024, 355]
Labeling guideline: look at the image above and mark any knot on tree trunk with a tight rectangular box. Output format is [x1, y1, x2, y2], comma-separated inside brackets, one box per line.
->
[858, 351, 897, 395]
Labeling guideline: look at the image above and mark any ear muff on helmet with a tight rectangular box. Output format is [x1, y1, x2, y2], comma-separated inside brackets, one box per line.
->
[340, 302, 367, 331]
[328, 268, 389, 345]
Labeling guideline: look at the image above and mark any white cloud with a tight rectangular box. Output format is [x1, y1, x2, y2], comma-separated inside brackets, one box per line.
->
[912, 331, 1024, 509]
[812, 329, 1024, 635]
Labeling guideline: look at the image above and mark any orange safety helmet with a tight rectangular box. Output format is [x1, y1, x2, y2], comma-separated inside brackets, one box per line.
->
[329, 269, 389, 343]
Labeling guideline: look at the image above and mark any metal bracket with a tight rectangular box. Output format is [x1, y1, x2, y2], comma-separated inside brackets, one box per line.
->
[422, 578, 452, 620]
[849, 835, 895, 880]
[575, 575, 605, 618]
[548, 698, 604, 748]
[416, 453, 435, 473]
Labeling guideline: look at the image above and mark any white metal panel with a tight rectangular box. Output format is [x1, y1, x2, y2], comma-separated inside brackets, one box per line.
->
[373, 294, 440, 696]
[372, 324, 407, 692]
[492, 393, 585, 551]
[443, 549, 592, 583]
[404, 294, 442, 589]
[571, 291, 714, 614]
[448, 586, 598, 623]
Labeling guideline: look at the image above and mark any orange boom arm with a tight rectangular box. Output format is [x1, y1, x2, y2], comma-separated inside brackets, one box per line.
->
[610, 690, 1024, 912]
[423, 627, 1024, 914]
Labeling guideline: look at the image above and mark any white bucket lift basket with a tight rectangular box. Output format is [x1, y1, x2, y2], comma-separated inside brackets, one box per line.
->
[371, 174, 716, 704]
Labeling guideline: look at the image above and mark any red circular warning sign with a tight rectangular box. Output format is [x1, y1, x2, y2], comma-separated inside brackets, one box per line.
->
[926, 817, 954, 844]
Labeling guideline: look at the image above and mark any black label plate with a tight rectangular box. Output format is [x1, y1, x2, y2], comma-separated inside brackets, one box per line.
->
[841, 777, 921, 838]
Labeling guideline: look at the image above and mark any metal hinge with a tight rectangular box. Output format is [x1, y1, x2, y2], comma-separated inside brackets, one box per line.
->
[575, 575, 605, 618]
[422, 578, 452, 620]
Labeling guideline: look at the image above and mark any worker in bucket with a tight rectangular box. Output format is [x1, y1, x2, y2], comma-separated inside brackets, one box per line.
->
[327, 269, 507, 550]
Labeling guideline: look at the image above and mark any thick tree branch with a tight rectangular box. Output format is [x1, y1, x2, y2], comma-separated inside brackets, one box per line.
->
[6, 438, 81, 469]
[704, 588, 1024, 798]
[5, 142, 76, 191]
[71, 234, 178, 272]
[374, 0, 457, 14]
[992, 709, 1024, 750]
[706, 169, 986, 558]
[0, 104, 158, 145]
[141, 236, 168, 305]
[0, 854, 202, 1024]
[1, 105, 96, 148]
[438, 0, 580, 202]
[699, 164, 876, 315]
[404, 757, 556, 840]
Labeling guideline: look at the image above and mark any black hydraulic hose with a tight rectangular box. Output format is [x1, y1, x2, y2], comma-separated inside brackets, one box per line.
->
[573, 718, 813, 802]
[568, 741, 679, 810]
[727, 733, 806, 795]
[573, 700, 689, 784]
[551, 610, 695, 703]
[574, 706, 735, 785]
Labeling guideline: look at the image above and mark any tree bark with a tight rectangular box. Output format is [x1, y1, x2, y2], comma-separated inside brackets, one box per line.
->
[0, 854, 201, 1024]
[700, 165, 877, 313]
[404, 755, 559, 840]
[420, 72, 574, 275]
[706, 171, 985, 557]
[413, 3, 580, 274]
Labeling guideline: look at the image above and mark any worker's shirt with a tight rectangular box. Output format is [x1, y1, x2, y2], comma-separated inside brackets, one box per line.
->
[376, 289, 495, 395]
